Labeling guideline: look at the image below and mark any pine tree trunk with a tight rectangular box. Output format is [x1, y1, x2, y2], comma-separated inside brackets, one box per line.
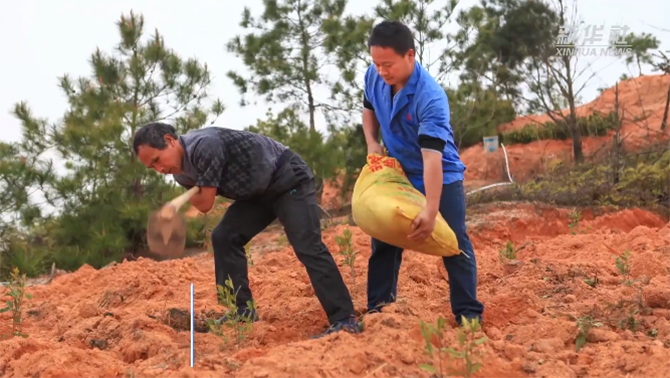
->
[563, 54, 584, 164]
[315, 176, 324, 205]
[569, 124, 584, 163]
[662, 80, 670, 131]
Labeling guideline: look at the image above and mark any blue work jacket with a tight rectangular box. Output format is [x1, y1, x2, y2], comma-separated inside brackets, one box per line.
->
[363, 61, 466, 192]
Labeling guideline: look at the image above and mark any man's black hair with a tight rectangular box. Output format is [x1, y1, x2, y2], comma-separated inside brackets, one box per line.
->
[367, 20, 415, 56]
[132, 122, 178, 155]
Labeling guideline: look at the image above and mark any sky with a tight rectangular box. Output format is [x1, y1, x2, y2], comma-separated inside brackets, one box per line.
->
[1, 0, 668, 146]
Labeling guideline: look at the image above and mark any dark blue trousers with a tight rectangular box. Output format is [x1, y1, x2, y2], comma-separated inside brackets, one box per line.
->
[366, 180, 484, 324]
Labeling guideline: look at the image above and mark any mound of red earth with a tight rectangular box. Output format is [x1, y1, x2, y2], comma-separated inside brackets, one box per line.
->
[2, 203, 668, 378]
[461, 74, 670, 182]
[316, 75, 670, 210]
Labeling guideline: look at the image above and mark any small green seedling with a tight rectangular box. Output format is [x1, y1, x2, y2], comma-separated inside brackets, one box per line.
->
[619, 308, 640, 331]
[419, 316, 487, 378]
[419, 317, 448, 378]
[568, 209, 583, 235]
[614, 249, 632, 285]
[498, 240, 516, 262]
[335, 227, 358, 286]
[575, 315, 602, 352]
[206, 276, 256, 347]
[1, 267, 32, 338]
[244, 243, 254, 267]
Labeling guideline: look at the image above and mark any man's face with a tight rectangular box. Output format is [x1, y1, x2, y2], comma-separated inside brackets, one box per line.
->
[136, 135, 183, 175]
[370, 46, 415, 86]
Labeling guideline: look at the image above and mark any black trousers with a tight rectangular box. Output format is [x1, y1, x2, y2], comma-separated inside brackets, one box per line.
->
[210, 150, 355, 324]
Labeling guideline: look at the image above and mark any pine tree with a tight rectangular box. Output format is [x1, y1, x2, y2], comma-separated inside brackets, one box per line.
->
[518, 0, 593, 162]
[3, 11, 223, 275]
[613, 32, 660, 77]
[226, 0, 358, 203]
[373, 0, 460, 81]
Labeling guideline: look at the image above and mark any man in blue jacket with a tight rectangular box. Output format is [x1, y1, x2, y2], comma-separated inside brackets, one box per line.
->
[362, 20, 484, 325]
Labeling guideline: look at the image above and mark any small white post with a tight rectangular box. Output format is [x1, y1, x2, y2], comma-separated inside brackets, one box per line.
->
[190, 282, 194, 368]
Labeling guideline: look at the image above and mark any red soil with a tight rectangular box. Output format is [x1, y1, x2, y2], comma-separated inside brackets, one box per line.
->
[5, 76, 667, 378]
[460, 74, 669, 182]
[2, 203, 669, 378]
[182, 75, 668, 211]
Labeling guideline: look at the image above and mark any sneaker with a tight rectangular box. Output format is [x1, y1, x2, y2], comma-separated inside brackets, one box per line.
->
[214, 308, 259, 325]
[311, 317, 362, 339]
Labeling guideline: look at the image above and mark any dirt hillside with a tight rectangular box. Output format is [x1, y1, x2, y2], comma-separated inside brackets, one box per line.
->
[3, 75, 668, 378]
[460, 74, 669, 182]
[2, 203, 669, 378]
[317, 74, 669, 208]
[183, 75, 668, 212]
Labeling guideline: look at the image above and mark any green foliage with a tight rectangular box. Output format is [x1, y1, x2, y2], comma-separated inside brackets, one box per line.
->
[575, 315, 602, 352]
[321, 7, 373, 113]
[3, 224, 45, 278]
[0, 143, 53, 231]
[419, 316, 487, 378]
[2, 1, 666, 282]
[334, 227, 357, 286]
[226, 0, 345, 125]
[583, 275, 599, 288]
[481, 0, 558, 67]
[498, 240, 516, 262]
[199, 198, 232, 253]
[373, 0, 459, 77]
[448, 83, 517, 149]
[206, 276, 256, 347]
[452, 0, 559, 104]
[227, 0, 371, 203]
[614, 249, 632, 286]
[184, 215, 210, 249]
[336, 124, 368, 202]
[419, 316, 448, 377]
[1, 267, 32, 338]
[567, 209, 583, 235]
[0, 11, 223, 278]
[468, 143, 669, 215]
[612, 32, 660, 77]
[501, 111, 619, 145]
[245, 243, 254, 267]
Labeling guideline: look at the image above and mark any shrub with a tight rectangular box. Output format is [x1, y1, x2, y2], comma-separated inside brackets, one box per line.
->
[500, 111, 619, 145]
[468, 142, 669, 217]
[1, 267, 32, 338]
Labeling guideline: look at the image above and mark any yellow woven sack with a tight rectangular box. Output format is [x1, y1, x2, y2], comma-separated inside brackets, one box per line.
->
[351, 153, 460, 257]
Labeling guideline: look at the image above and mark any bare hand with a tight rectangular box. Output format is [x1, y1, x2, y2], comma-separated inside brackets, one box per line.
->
[367, 142, 384, 156]
[408, 208, 437, 242]
[160, 204, 177, 220]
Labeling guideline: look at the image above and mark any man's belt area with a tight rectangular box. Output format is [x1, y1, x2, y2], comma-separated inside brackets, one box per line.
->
[272, 148, 294, 176]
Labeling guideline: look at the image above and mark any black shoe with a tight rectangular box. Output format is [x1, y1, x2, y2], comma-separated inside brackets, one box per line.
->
[311, 316, 362, 339]
[214, 308, 259, 325]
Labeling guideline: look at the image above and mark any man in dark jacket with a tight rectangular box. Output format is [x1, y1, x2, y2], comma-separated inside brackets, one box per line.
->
[132, 122, 360, 338]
